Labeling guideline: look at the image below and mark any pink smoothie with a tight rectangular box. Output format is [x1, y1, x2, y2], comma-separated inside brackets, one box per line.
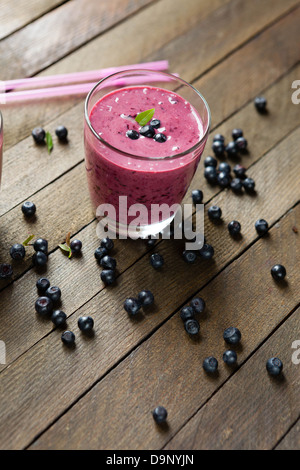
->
[84, 86, 207, 225]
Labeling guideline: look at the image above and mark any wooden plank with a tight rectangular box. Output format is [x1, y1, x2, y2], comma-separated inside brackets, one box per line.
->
[29, 208, 300, 450]
[0, 128, 299, 449]
[0, 0, 66, 40]
[165, 308, 300, 450]
[1, 0, 297, 151]
[275, 419, 300, 450]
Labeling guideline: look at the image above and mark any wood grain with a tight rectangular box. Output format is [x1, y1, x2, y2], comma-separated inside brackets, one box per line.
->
[275, 419, 300, 450]
[30, 208, 300, 450]
[0, 129, 299, 449]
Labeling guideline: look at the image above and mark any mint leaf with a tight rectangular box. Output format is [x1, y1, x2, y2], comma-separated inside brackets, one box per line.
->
[59, 243, 72, 258]
[65, 231, 71, 247]
[23, 234, 35, 246]
[135, 108, 155, 126]
[46, 131, 53, 154]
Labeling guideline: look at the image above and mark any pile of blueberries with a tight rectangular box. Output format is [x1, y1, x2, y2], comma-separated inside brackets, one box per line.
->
[32, 125, 68, 144]
[126, 118, 167, 143]
[94, 237, 118, 285]
[124, 289, 155, 316]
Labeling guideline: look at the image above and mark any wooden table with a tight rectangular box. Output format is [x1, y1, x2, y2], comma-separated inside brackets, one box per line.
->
[0, 0, 299, 451]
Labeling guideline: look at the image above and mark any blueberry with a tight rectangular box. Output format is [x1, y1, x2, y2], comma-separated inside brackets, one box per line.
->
[152, 406, 168, 424]
[233, 164, 247, 179]
[21, 201, 36, 217]
[228, 220, 241, 236]
[55, 125, 68, 141]
[254, 96, 267, 112]
[94, 246, 108, 261]
[184, 318, 200, 335]
[126, 129, 139, 140]
[124, 297, 141, 315]
[100, 255, 116, 270]
[190, 297, 205, 314]
[212, 140, 225, 157]
[70, 239, 82, 254]
[78, 316, 94, 332]
[36, 277, 50, 293]
[51, 310, 67, 326]
[255, 219, 269, 235]
[204, 166, 218, 184]
[225, 141, 238, 158]
[203, 356, 218, 373]
[32, 127, 46, 144]
[35, 296, 53, 316]
[217, 171, 231, 187]
[138, 290, 154, 306]
[235, 136, 248, 152]
[0, 263, 13, 279]
[230, 178, 243, 193]
[204, 156, 217, 168]
[32, 251, 48, 267]
[213, 134, 225, 143]
[101, 269, 116, 285]
[45, 286, 61, 303]
[271, 264, 286, 281]
[61, 330, 75, 346]
[180, 306, 195, 322]
[146, 238, 157, 248]
[10, 243, 25, 260]
[100, 237, 114, 251]
[223, 350, 237, 365]
[232, 128, 243, 140]
[218, 162, 231, 174]
[243, 177, 255, 192]
[208, 205, 222, 221]
[192, 189, 203, 205]
[150, 253, 164, 269]
[182, 250, 197, 264]
[223, 327, 241, 344]
[140, 125, 155, 138]
[198, 243, 214, 260]
[33, 238, 48, 254]
[150, 119, 160, 129]
[266, 357, 283, 376]
[154, 133, 167, 143]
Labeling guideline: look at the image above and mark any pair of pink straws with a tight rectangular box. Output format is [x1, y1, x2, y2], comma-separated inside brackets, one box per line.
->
[0, 61, 170, 104]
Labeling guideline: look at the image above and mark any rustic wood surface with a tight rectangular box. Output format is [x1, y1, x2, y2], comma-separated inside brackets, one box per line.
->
[0, 0, 299, 450]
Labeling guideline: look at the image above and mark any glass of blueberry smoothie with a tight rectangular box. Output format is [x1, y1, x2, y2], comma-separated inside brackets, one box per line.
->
[0, 111, 3, 187]
[84, 70, 210, 237]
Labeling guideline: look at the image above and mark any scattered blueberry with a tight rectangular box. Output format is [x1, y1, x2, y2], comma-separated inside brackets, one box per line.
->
[126, 129, 139, 140]
[208, 205, 222, 221]
[218, 162, 231, 174]
[78, 316, 94, 332]
[45, 286, 61, 303]
[235, 136, 248, 152]
[190, 297, 205, 314]
[154, 133, 167, 143]
[35, 296, 53, 316]
[33, 238, 48, 254]
[0, 263, 13, 279]
[32, 251, 48, 267]
[266, 357, 283, 376]
[204, 156, 217, 168]
[61, 330, 75, 346]
[198, 243, 214, 260]
[203, 356, 218, 373]
[223, 327, 241, 344]
[233, 164, 247, 179]
[94, 246, 108, 261]
[182, 250, 197, 264]
[232, 129, 243, 140]
[140, 125, 155, 138]
[150, 253, 164, 269]
[150, 119, 161, 129]
[243, 177, 255, 192]
[101, 269, 116, 285]
[217, 171, 231, 187]
[230, 178, 243, 193]
[184, 318, 200, 335]
[100, 255, 116, 270]
[138, 290, 154, 306]
[223, 350, 237, 365]
[212, 140, 225, 157]
[10, 243, 25, 260]
[254, 96, 267, 112]
[255, 219, 269, 235]
[228, 220, 241, 236]
[70, 239, 82, 254]
[152, 406, 168, 424]
[180, 306, 195, 322]
[204, 166, 218, 184]
[21, 201, 36, 218]
[225, 141, 238, 157]
[36, 277, 50, 293]
[100, 237, 114, 251]
[192, 189, 203, 205]
[32, 127, 46, 144]
[213, 134, 225, 143]
[55, 125, 68, 141]
[51, 310, 67, 327]
[146, 238, 157, 248]
[271, 264, 286, 281]
[124, 297, 142, 315]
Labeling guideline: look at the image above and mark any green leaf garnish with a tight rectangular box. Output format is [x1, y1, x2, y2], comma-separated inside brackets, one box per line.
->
[22, 234, 35, 246]
[59, 243, 72, 258]
[46, 131, 53, 154]
[135, 108, 155, 126]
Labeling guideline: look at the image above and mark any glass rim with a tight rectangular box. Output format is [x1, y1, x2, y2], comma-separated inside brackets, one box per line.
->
[84, 69, 211, 161]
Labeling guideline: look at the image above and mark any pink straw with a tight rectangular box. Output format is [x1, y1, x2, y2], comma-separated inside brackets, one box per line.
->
[0, 61, 169, 92]
[0, 73, 179, 104]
